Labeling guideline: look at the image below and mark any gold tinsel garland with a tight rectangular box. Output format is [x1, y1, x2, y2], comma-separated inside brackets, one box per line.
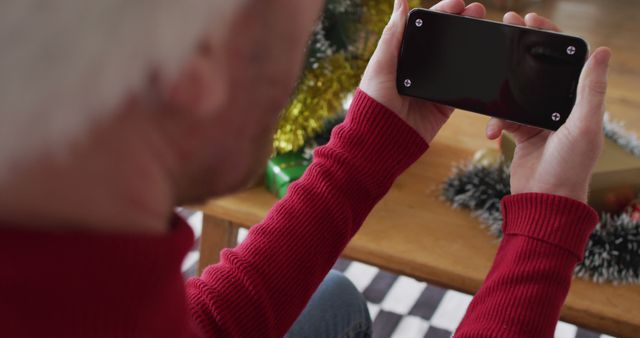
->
[273, 0, 421, 154]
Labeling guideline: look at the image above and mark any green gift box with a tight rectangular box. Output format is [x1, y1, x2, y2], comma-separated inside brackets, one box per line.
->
[265, 152, 311, 198]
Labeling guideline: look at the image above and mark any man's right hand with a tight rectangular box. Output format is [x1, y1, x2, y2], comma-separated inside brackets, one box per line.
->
[486, 12, 612, 202]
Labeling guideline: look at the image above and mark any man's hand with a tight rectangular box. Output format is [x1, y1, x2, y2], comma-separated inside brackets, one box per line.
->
[486, 12, 612, 202]
[360, 0, 486, 143]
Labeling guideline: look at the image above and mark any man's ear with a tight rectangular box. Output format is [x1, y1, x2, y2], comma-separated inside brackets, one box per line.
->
[166, 41, 228, 118]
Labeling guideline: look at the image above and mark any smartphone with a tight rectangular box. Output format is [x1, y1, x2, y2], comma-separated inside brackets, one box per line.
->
[396, 9, 589, 130]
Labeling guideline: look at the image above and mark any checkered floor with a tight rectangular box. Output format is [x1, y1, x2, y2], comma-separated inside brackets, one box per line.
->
[180, 210, 614, 338]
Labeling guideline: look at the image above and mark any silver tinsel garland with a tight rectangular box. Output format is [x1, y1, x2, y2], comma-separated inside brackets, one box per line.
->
[442, 116, 640, 284]
[443, 162, 509, 237]
[604, 112, 640, 157]
[576, 213, 640, 283]
[307, 0, 362, 66]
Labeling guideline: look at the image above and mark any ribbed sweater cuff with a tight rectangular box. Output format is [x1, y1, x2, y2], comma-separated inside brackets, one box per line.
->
[501, 193, 599, 261]
[339, 89, 428, 182]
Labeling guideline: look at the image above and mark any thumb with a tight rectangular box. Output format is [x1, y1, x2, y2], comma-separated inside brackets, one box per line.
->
[566, 47, 612, 131]
[362, 0, 409, 81]
[376, 0, 410, 55]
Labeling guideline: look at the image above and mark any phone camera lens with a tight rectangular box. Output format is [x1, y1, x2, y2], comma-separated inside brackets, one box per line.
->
[566, 46, 576, 55]
[415, 19, 423, 27]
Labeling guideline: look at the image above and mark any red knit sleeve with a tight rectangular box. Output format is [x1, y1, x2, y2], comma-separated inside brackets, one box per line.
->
[455, 193, 599, 338]
[184, 89, 428, 337]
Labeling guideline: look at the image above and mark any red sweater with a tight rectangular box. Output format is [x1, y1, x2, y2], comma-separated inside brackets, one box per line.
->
[0, 90, 598, 338]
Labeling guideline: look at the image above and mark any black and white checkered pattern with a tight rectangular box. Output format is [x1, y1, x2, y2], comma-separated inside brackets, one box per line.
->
[179, 210, 615, 338]
[332, 258, 612, 338]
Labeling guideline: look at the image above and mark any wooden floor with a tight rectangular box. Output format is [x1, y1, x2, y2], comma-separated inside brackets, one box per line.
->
[423, 0, 640, 130]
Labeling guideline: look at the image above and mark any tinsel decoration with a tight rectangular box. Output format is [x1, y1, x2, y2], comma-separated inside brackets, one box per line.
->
[273, 0, 421, 154]
[442, 161, 510, 237]
[273, 53, 364, 153]
[442, 116, 640, 283]
[576, 212, 640, 283]
[604, 112, 640, 157]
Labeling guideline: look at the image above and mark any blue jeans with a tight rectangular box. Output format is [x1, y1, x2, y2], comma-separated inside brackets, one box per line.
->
[286, 270, 372, 338]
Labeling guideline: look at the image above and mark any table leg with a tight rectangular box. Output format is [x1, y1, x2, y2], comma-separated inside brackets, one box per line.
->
[198, 214, 239, 276]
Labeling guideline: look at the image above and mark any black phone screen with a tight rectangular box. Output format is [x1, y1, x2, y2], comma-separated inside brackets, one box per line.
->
[396, 9, 588, 130]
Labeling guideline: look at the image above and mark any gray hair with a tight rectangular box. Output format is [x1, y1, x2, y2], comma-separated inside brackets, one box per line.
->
[0, 0, 244, 175]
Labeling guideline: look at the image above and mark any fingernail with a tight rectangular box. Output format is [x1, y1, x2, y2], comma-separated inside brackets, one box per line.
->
[593, 48, 612, 85]
[595, 48, 612, 66]
[394, 0, 401, 12]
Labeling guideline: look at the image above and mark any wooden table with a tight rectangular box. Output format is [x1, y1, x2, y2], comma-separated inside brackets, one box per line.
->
[195, 1, 640, 336]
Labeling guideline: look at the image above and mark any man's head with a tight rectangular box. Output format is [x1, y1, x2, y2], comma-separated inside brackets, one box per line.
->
[0, 0, 323, 206]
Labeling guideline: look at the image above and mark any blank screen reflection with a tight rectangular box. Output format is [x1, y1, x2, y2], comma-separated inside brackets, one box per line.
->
[397, 9, 587, 130]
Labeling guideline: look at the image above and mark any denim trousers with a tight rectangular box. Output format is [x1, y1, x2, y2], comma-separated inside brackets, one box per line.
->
[286, 270, 372, 338]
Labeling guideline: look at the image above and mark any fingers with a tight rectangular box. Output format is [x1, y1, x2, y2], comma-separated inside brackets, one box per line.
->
[431, 0, 486, 18]
[461, 2, 486, 18]
[566, 47, 612, 131]
[524, 13, 561, 32]
[372, 0, 410, 60]
[503, 11, 560, 33]
[503, 11, 525, 26]
[486, 117, 546, 143]
[431, 0, 467, 13]
[486, 117, 506, 140]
